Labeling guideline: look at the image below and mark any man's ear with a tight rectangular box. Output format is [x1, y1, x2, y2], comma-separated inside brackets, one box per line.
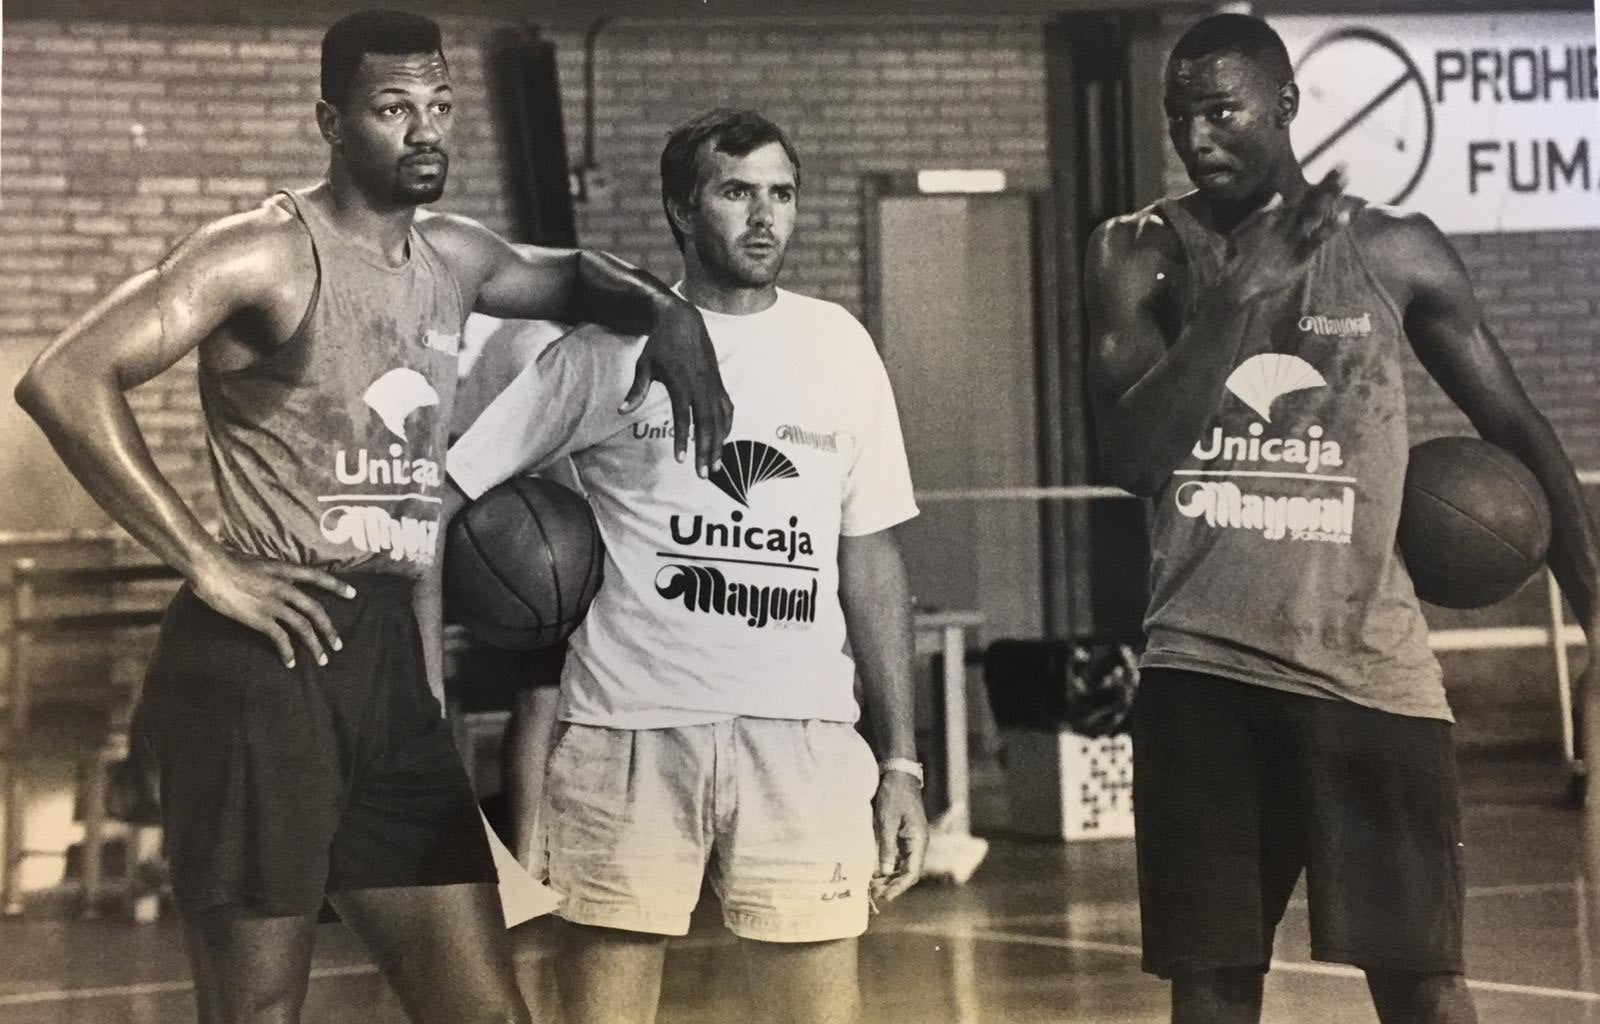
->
[1276, 81, 1300, 128]
[316, 99, 341, 147]
[665, 195, 696, 243]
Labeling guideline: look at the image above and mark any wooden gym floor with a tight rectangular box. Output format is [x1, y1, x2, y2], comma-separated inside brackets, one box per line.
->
[2, 721, 1599, 1023]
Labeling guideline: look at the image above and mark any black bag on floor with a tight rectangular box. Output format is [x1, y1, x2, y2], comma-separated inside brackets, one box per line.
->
[982, 638, 1141, 738]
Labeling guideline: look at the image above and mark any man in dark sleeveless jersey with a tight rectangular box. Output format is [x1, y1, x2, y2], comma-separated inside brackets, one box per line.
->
[1086, 14, 1600, 1024]
[15, 11, 730, 1024]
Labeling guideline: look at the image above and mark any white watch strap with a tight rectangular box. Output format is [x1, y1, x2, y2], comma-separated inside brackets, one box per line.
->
[879, 757, 925, 786]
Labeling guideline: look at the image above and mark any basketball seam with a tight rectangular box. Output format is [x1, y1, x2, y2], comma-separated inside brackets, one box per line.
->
[458, 517, 546, 628]
[1450, 442, 1552, 549]
[514, 484, 564, 626]
[1408, 487, 1533, 564]
[573, 503, 602, 617]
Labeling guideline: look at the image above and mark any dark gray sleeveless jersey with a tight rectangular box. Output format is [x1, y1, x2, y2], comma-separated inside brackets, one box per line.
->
[199, 189, 466, 579]
[1140, 193, 1449, 721]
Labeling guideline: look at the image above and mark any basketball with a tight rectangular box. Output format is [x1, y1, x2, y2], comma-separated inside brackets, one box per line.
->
[1397, 436, 1551, 610]
[443, 476, 605, 649]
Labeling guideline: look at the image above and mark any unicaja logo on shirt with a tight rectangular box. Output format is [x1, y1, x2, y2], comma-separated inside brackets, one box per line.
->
[1181, 352, 1357, 544]
[1298, 312, 1372, 338]
[654, 438, 818, 629]
[363, 367, 440, 441]
[1223, 353, 1325, 422]
[708, 440, 800, 507]
[315, 366, 444, 566]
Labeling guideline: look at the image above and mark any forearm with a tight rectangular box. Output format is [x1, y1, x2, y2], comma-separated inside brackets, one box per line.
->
[18, 370, 218, 577]
[567, 250, 683, 337]
[1097, 294, 1255, 494]
[1484, 415, 1600, 631]
[840, 536, 918, 760]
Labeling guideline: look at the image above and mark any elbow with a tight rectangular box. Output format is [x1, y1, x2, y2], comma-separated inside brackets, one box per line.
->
[15, 356, 81, 435]
[14, 362, 54, 424]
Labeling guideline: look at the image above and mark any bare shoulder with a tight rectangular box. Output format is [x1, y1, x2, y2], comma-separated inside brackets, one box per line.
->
[415, 208, 493, 249]
[1350, 202, 1448, 251]
[1089, 205, 1183, 283]
[167, 200, 315, 314]
[416, 209, 504, 270]
[1087, 204, 1183, 312]
[1349, 201, 1467, 300]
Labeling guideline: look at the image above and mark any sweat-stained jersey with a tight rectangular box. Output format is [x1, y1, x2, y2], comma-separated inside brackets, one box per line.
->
[1140, 194, 1448, 721]
[200, 189, 466, 578]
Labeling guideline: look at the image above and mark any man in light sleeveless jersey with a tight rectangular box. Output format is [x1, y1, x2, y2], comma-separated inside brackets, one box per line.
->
[439, 109, 927, 1024]
[15, 11, 730, 1024]
[1086, 14, 1600, 1024]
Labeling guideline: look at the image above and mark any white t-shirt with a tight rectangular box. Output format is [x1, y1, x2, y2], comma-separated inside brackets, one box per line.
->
[448, 288, 919, 729]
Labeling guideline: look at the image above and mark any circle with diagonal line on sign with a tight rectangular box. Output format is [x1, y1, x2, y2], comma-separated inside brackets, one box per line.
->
[1293, 27, 1434, 206]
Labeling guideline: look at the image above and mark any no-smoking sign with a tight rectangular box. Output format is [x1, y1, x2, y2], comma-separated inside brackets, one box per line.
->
[1277, 14, 1600, 233]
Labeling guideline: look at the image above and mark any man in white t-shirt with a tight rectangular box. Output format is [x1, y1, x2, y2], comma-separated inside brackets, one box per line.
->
[444, 108, 927, 1024]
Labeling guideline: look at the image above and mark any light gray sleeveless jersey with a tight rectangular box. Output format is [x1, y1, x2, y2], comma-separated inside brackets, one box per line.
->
[199, 189, 466, 579]
[1140, 193, 1449, 721]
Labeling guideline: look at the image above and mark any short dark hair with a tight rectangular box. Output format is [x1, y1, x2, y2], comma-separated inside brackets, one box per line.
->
[321, 9, 446, 110]
[1169, 13, 1294, 87]
[659, 108, 802, 250]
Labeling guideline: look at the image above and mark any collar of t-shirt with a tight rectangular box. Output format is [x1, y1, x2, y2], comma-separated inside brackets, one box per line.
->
[672, 284, 791, 350]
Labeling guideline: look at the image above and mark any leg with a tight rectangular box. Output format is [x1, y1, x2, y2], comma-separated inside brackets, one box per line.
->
[1131, 672, 1279, 981]
[738, 937, 860, 1024]
[538, 725, 712, 1021]
[504, 684, 561, 867]
[1366, 971, 1478, 1024]
[1169, 967, 1265, 1024]
[1295, 705, 1470, 1004]
[329, 882, 530, 1024]
[181, 907, 318, 1024]
[557, 922, 669, 1024]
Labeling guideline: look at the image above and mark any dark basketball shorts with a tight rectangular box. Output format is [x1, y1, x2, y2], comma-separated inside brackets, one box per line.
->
[1132, 668, 1465, 979]
[135, 574, 496, 917]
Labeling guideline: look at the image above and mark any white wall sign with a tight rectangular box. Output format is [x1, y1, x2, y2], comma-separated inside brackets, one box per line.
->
[1275, 14, 1599, 232]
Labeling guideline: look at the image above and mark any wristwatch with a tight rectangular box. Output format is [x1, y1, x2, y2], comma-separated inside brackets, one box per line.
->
[879, 757, 925, 787]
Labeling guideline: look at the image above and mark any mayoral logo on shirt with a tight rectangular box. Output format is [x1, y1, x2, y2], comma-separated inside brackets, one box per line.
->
[656, 440, 820, 630]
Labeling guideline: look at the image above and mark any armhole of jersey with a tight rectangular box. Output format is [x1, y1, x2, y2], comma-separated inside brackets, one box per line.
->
[1344, 201, 1409, 339]
[414, 224, 469, 326]
[200, 193, 323, 378]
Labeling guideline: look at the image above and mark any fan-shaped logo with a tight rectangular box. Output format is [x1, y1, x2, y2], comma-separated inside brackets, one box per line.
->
[1224, 354, 1326, 422]
[363, 367, 440, 441]
[709, 440, 800, 507]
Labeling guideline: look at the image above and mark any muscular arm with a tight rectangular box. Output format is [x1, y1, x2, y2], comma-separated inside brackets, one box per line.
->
[1084, 213, 1254, 495]
[1375, 210, 1600, 636]
[422, 214, 669, 328]
[421, 215, 731, 471]
[15, 210, 307, 579]
[838, 529, 927, 903]
[15, 209, 348, 667]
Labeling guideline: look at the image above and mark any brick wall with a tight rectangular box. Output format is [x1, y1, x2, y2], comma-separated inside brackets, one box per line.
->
[1, 15, 1050, 528]
[0, 17, 519, 526]
[545, 18, 1051, 310]
[11, 13, 1594, 502]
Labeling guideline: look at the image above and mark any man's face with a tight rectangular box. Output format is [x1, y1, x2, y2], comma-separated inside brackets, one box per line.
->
[1164, 50, 1291, 204]
[336, 51, 454, 207]
[679, 141, 798, 290]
